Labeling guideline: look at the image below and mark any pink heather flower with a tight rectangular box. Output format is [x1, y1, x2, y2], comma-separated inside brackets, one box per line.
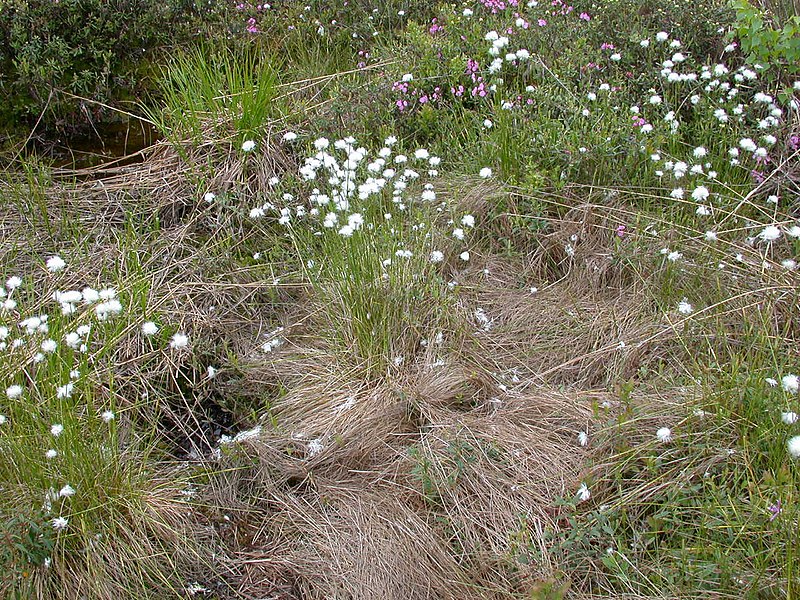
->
[537, 19, 547, 26]
[579, 12, 590, 21]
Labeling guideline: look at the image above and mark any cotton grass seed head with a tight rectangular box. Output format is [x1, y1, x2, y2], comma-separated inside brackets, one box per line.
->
[759, 226, 781, 242]
[57, 383, 74, 399]
[6, 385, 22, 399]
[691, 186, 710, 201]
[170, 332, 189, 349]
[781, 412, 798, 425]
[678, 299, 693, 315]
[782, 374, 799, 393]
[788, 436, 800, 458]
[241, 140, 256, 152]
[46, 256, 66, 272]
[479, 167, 493, 178]
[577, 483, 591, 502]
[656, 427, 672, 443]
[142, 321, 158, 336]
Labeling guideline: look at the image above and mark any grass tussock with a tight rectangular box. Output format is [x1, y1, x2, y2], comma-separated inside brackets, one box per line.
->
[209, 345, 604, 598]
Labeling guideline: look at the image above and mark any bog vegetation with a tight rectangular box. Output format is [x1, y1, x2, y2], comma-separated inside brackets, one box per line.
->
[0, 0, 799, 598]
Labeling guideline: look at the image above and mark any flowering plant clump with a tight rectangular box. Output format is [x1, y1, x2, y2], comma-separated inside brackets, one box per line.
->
[239, 133, 476, 369]
[0, 258, 191, 579]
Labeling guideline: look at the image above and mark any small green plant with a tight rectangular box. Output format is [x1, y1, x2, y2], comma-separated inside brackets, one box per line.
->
[731, 0, 800, 76]
[1, 512, 54, 585]
[147, 45, 282, 145]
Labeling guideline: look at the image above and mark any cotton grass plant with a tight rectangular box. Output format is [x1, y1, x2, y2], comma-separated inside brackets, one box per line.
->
[0, 255, 219, 598]
[244, 134, 461, 375]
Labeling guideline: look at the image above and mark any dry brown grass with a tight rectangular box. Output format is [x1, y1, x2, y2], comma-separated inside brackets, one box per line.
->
[207, 345, 608, 599]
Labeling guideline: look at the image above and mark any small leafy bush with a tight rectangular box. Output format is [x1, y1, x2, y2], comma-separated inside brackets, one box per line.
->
[731, 0, 800, 76]
[0, 0, 230, 131]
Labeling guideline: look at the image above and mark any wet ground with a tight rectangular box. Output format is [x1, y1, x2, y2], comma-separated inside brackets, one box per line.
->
[29, 119, 160, 170]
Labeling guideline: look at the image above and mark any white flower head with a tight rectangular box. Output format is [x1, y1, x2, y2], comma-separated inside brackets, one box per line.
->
[6, 385, 22, 400]
[101, 410, 115, 423]
[46, 256, 66, 273]
[52, 517, 68, 531]
[142, 321, 158, 336]
[782, 411, 798, 425]
[782, 374, 799, 393]
[57, 383, 74, 399]
[241, 140, 256, 152]
[51, 423, 64, 437]
[577, 432, 589, 446]
[59, 485, 75, 498]
[692, 186, 710, 202]
[479, 167, 493, 178]
[308, 438, 324, 457]
[656, 427, 672, 443]
[577, 482, 591, 502]
[170, 332, 189, 350]
[788, 435, 800, 458]
[430, 250, 444, 263]
[759, 226, 781, 242]
[678, 299, 694, 315]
